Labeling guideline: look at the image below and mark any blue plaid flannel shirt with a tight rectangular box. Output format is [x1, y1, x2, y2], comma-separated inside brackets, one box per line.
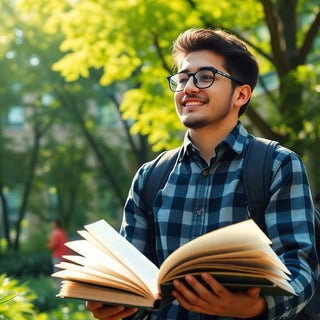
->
[120, 122, 318, 320]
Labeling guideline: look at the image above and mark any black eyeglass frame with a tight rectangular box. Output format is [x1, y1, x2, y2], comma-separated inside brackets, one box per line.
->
[167, 67, 244, 92]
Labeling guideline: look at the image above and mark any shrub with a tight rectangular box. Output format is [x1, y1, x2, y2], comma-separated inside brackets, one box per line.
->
[0, 274, 94, 320]
[0, 274, 36, 320]
[0, 250, 52, 277]
[35, 302, 94, 320]
[20, 275, 60, 312]
[20, 275, 94, 319]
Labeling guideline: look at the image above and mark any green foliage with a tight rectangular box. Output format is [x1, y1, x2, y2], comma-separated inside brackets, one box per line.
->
[22, 276, 60, 312]
[0, 274, 94, 320]
[0, 251, 52, 277]
[0, 274, 36, 320]
[23, 276, 94, 320]
[120, 86, 184, 151]
[8, 0, 320, 209]
[0, 2, 16, 58]
[40, 138, 94, 229]
[0, 2, 133, 246]
[297, 62, 320, 179]
[15, 0, 320, 152]
[35, 302, 94, 320]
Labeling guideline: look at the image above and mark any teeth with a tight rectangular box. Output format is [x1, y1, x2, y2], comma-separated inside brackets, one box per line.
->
[185, 101, 203, 107]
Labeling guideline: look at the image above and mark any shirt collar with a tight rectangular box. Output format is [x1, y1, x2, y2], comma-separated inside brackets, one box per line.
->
[223, 121, 249, 155]
[179, 121, 249, 161]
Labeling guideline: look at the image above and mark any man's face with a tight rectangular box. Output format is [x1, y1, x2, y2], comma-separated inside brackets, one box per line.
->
[174, 50, 240, 130]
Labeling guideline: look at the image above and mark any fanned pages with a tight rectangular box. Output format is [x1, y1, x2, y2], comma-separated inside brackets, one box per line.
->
[52, 219, 296, 310]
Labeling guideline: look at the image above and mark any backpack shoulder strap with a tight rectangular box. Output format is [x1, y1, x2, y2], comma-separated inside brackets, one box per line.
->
[244, 138, 320, 267]
[144, 147, 180, 214]
[314, 209, 320, 261]
[243, 137, 279, 233]
[142, 147, 180, 265]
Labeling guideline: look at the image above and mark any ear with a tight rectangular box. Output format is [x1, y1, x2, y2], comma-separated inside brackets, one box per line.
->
[234, 84, 252, 109]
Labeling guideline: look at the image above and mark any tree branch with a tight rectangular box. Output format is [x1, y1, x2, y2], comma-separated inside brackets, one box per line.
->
[246, 107, 282, 142]
[298, 8, 320, 64]
[109, 92, 148, 165]
[184, 0, 273, 63]
[58, 91, 127, 206]
[152, 33, 172, 73]
[260, 0, 290, 74]
[258, 75, 278, 106]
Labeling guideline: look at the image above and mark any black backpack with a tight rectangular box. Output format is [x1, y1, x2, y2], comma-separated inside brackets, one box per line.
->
[143, 137, 320, 320]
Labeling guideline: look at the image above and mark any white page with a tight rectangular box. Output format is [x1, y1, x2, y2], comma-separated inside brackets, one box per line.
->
[158, 220, 288, 281]
[85, 219, 159, 296]
[54, 263, 148, 296]
[65, 240, 136, 277]
[63, 254, 145, 288]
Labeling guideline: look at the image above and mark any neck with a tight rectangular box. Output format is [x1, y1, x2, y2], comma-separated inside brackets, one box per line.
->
[188, 120, 237, 164]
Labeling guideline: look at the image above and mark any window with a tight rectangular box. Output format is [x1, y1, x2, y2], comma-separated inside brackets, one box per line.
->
[6, 106, 24, 128]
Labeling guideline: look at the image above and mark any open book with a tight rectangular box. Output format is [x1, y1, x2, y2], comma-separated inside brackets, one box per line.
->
[52, 219, 295, 310]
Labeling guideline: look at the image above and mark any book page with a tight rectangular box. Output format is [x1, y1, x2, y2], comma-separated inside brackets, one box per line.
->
[158, 220, 288, 284]
[161, 256, 290, 283]
[165, 249, 290, 278]
[62, 255, 146, 289]
[53, 266, 148, 296]
[84, 219, 159, 296]
[160, 271, 296, 296]
[162, 261, 288, 280]
[77, 230, 118, 258]
[64, 240, 142, 284]
[58, 280, 156, 308]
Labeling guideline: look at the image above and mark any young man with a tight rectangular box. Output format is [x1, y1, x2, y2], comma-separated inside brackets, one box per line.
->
[87, 28, 318, 319]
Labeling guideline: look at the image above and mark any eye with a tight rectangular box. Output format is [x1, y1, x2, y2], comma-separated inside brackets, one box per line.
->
[177, 73, 189, 84]
[197, 70, 214, 82]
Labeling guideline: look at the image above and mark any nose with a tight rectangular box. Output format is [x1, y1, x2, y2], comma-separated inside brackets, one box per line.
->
[183, 75, 199, 93]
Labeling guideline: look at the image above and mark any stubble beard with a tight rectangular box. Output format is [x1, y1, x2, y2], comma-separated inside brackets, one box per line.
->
[181, 104, 231, 129]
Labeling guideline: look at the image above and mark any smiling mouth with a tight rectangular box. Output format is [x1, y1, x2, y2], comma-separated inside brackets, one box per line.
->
[183, 100, 205, 108]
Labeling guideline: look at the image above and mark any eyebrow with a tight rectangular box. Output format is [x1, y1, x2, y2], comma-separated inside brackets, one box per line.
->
[178, 66, 216, 73]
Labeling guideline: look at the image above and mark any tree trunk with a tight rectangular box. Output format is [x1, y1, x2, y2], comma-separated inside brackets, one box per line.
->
[0, 181, 12, 251]
[13, 131, 40, 250]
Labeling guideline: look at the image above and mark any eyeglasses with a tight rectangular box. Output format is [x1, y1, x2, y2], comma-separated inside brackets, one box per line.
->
[167, 67, 244, 92]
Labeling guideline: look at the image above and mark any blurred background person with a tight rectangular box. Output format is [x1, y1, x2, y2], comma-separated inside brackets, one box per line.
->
[48, 218, 69, 275]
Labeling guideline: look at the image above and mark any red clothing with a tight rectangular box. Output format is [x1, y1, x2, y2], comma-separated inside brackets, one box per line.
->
[49, 228, 69, 258]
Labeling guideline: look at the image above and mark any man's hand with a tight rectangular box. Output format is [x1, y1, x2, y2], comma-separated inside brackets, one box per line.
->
[86, 301, 138, 320]
[172, 273, 267, 318]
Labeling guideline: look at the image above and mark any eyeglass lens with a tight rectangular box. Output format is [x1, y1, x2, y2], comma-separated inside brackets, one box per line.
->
[169, 69, 215, 92]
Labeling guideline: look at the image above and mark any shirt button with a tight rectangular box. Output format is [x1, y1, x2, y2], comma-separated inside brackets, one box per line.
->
[196, 209, 203, 215]
[202, 170, 208, 176]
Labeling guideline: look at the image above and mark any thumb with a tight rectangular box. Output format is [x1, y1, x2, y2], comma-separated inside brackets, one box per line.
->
[247, 287, 261, 298]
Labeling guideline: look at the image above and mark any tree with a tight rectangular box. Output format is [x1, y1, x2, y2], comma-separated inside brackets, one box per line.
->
[16, 0, 319, 201]
[0, 2, 144, 251]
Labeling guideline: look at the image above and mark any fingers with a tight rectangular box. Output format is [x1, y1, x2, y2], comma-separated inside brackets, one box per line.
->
[172, 275, 212, 312]
[172, 274, 265, 318]
[173, 274, 232, 302]
[246, 287, 261, 298]
[172, 273, 236, 313]
[86, 301, 138, 320]
[200, 273, 232, 298]
[86, 301, 104, 311]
